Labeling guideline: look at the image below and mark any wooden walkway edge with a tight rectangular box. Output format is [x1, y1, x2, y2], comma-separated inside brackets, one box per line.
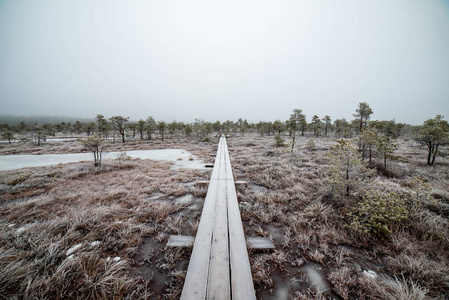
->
[181, 137, 256, 300]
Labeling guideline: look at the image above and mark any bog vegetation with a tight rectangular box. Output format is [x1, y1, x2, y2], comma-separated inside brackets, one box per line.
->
[1, 103, 448, 299]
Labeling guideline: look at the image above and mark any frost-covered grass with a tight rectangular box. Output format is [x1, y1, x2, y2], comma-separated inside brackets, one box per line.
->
[1, 133, 448, 299]
[0, 153, 207, 298]
[228, 133, 449, 299]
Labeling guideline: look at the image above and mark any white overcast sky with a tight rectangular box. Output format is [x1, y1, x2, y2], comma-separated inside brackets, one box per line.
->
[1, 0, 448, 124]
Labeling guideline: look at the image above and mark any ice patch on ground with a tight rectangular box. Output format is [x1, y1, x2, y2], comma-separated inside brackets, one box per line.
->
[300, 262, 331, 293]
[0, 149, 206, 171]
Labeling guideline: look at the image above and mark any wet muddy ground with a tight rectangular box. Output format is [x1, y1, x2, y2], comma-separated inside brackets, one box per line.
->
[130, 181, 388, 299]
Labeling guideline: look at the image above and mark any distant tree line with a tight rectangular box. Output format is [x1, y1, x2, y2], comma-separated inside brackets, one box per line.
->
[0, 115, 252, 144]
[1, 103, 447, 165]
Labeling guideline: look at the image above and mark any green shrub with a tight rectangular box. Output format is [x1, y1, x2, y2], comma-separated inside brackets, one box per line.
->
[274, 134, 285, 147]
[347, 187, 408, 238]
[409, 176, 437, 206]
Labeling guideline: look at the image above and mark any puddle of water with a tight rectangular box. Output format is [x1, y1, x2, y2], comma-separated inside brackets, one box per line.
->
[178, 195, 203, 236]
[336, 245, 384, 273]
[131, 237, 168, 297]
[273, 285, 289, 300]
[259, 263, 340, 300]
[265, 224, 283, 245]
[300, 262, 330, 293]
[189, 204, 200, 211]
[176, 194, 194, 205]
[176, 194, 204, 207]
[249, 184, 269, 193]
[256, 267, 309, 300]
[0, 149, 205, 171]
[147, 192, 166, 201]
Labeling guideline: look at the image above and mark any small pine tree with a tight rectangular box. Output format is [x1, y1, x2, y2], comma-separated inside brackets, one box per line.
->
[415, 115, 449, 166]
[376, 136, 398, 170]
[327, 139, 374, 199]
[275, 134, 285, 147]
[80, 135, 104, 167]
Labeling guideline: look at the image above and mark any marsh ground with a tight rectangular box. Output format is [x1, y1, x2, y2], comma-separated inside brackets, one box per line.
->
[0, 134, 448, 299]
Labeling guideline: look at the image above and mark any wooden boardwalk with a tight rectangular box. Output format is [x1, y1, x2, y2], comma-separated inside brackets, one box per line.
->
[181, 137, 256, 300]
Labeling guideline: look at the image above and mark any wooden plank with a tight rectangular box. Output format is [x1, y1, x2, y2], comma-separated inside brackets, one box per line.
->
[167, 235, 195, 248]
[206, 174, 230, 299]
[247, 237, 275, 250]
[223, 138, 256, 300]
[181, 137, 255, 300]
[181, 172, 219, 299]
[181, 138, 225, 299]
[194, 181, 209, 187]
[235, 180, 249, 186]
[227, 182, 256, 299]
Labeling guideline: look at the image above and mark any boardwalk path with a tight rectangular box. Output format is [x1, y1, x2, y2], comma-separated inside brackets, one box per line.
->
[181, 137, 256, 300]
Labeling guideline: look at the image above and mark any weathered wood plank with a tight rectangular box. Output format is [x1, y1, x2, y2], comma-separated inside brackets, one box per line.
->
[222, 137, 255, 299]
[167, 235, 195, 248]
[180, 174, 219, 299]
[207, 178, 230, 299]
[181, 137, 255, 300]
[226, 165, 256, 300]
[194, 180, 209, 187]
[247, 237, 275, 250]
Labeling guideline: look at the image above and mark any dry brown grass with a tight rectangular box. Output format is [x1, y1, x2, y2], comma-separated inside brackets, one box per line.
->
[1, 133, 448, 299]
[0, 144, 208, 299]
[228, 133, 449, 299]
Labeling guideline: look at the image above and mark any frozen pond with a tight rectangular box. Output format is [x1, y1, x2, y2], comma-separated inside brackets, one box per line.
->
[0, 149, 205, 171]
[0, 137, 78, 144]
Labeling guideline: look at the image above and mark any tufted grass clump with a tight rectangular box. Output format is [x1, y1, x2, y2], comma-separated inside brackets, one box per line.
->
[7, 172, 32, 186]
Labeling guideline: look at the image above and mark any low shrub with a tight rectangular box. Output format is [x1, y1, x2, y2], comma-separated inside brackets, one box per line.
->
[274, 134, 285, 147]
[347, 187, 408, 238]
[305, 139, 316, 151]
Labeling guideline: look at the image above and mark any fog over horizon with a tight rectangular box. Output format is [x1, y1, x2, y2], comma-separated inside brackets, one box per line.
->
[1, 0, 449, 125]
